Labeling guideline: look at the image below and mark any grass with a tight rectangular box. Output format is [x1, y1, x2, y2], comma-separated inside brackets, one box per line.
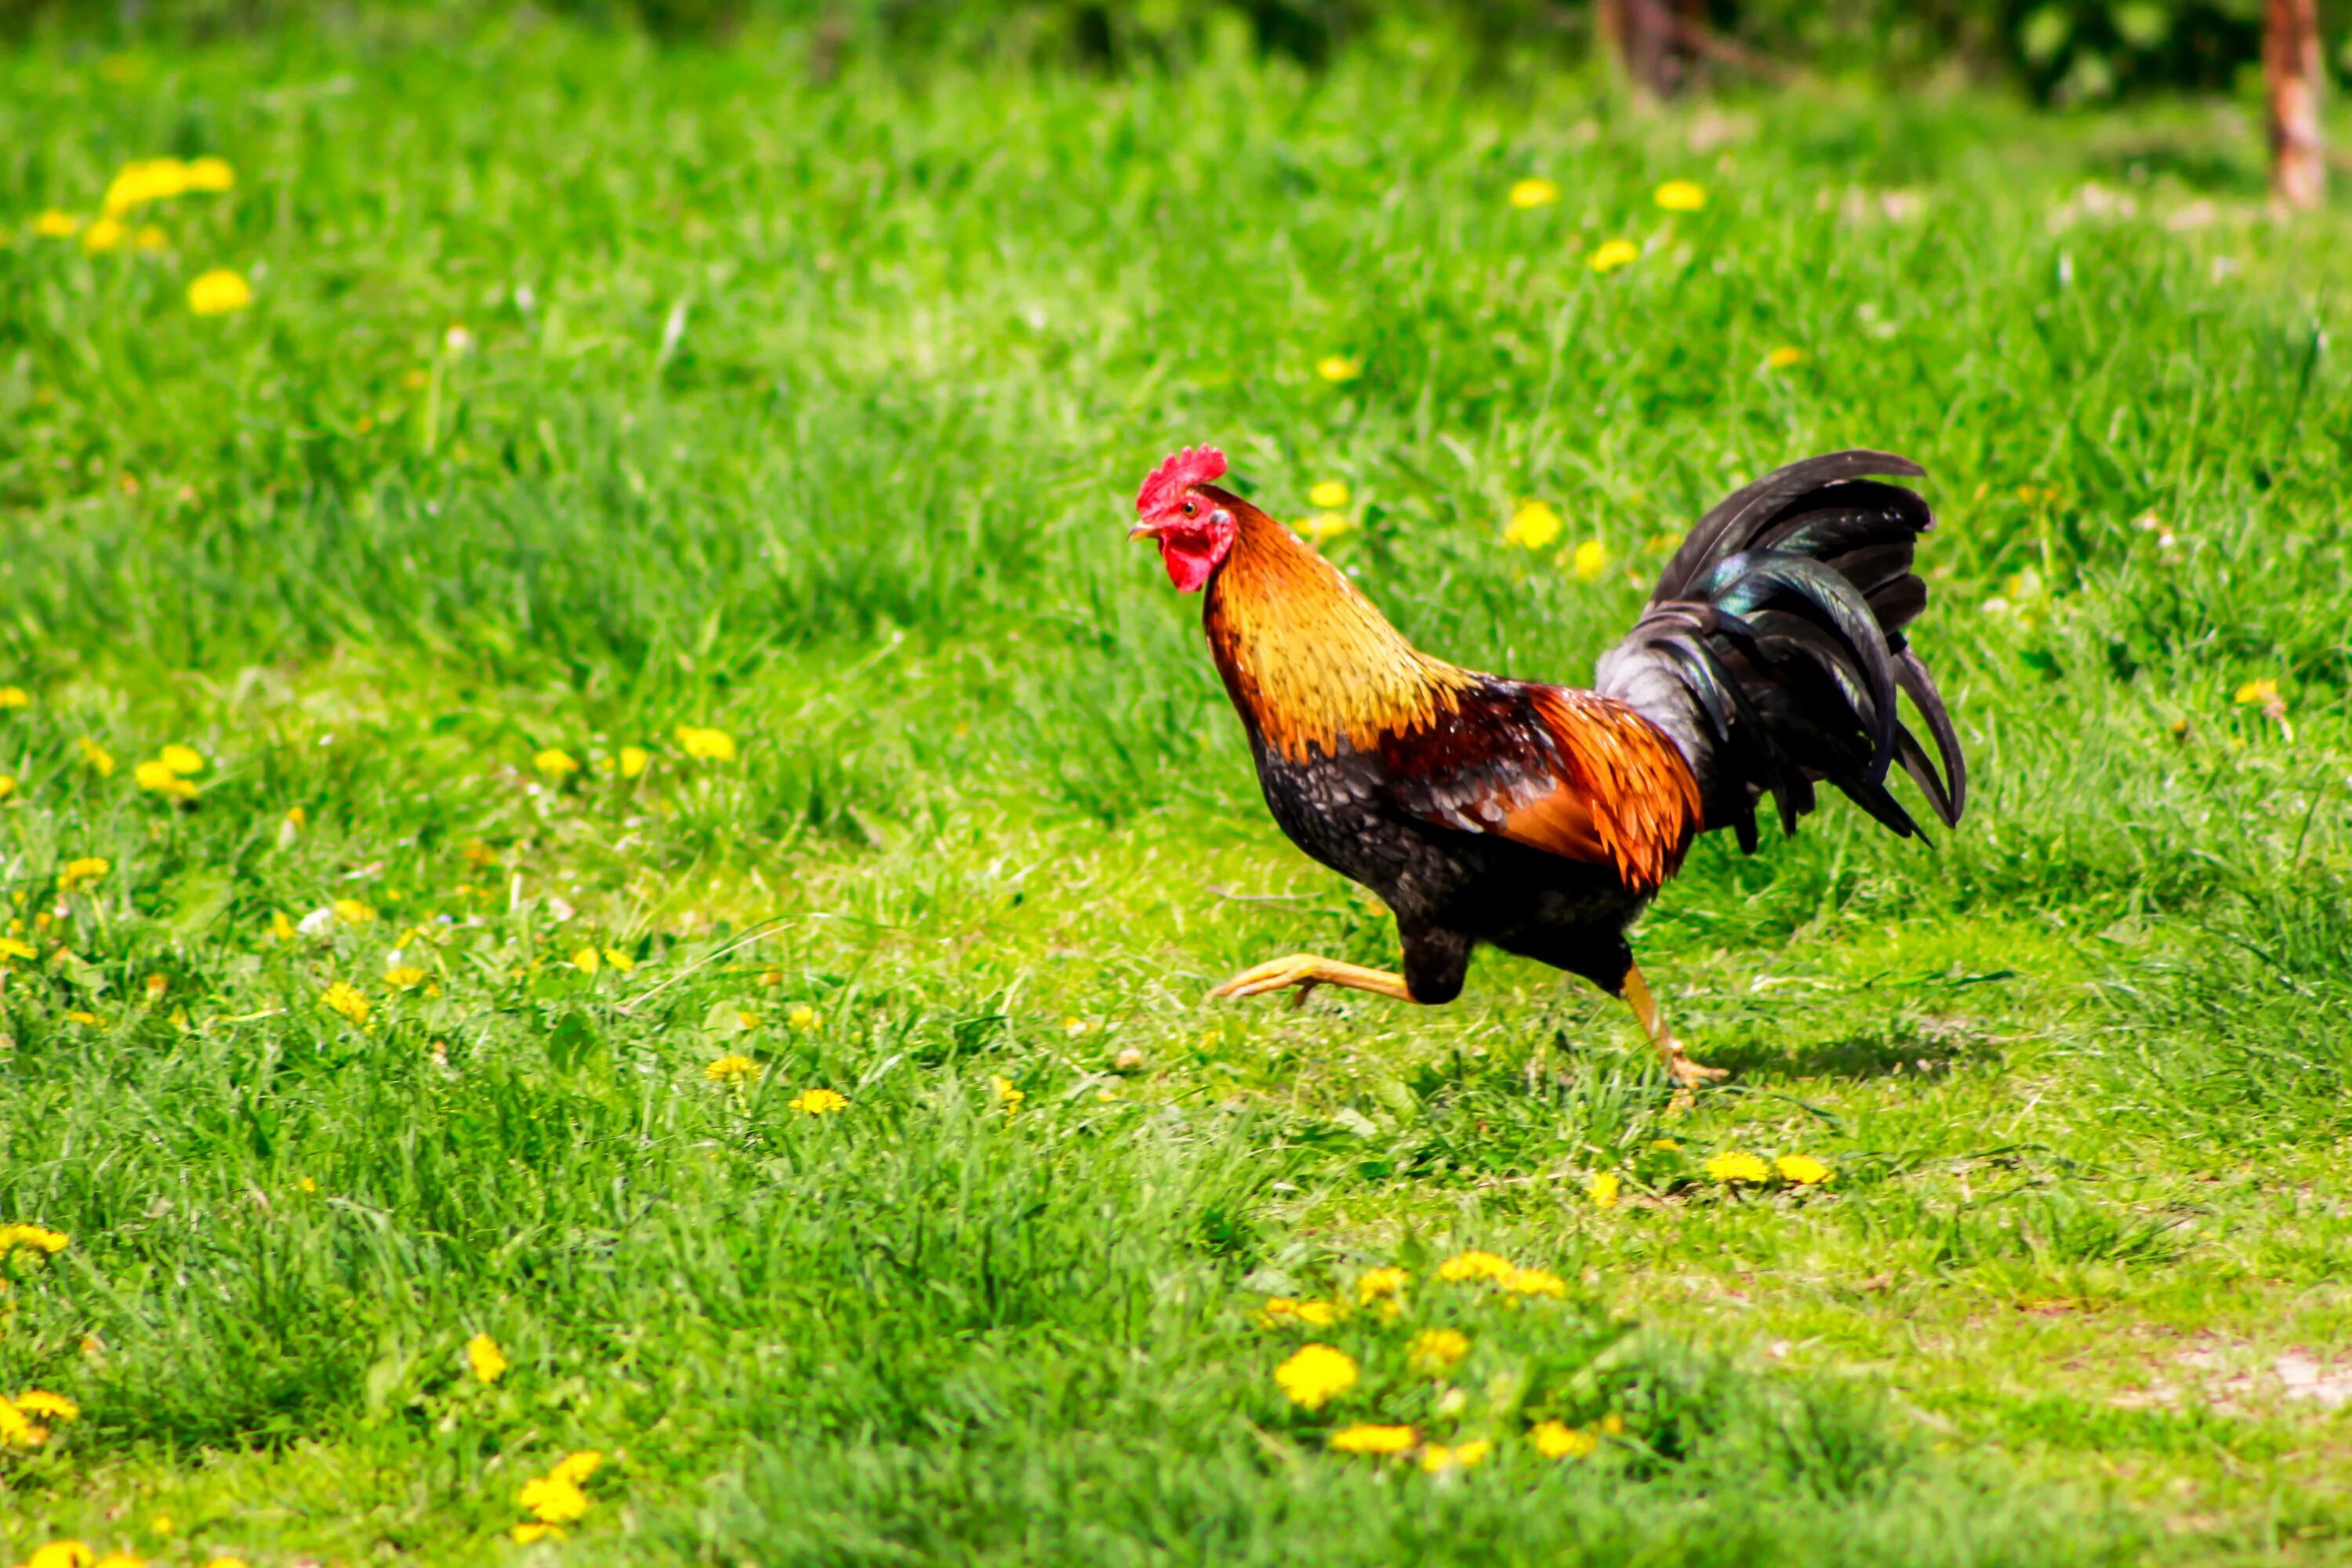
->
[2, 19, 2351, 1566]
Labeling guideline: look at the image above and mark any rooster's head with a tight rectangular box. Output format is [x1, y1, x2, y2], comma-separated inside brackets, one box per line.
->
[1131, 445, 1235, 593]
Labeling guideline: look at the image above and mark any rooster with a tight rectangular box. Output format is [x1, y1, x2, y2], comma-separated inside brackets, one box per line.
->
[1131, 445, 1965, 1085]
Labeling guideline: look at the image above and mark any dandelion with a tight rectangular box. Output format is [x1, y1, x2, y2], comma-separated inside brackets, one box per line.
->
[1356, 1266, 1409, 1305]
[78, 737, 115, 776]
[1704, 1150, 1771, 1185]
[1588, 1171, 1621, 1209]
[158, 743, 204, 775]
[187, 269, 253, 316]
[0, 686, 27, 706]
[205, 1559, 252, 1568]
[1504, 502, 1563, 550]
[268, 910, 297, 941]
[65, 1011, 103, 1028]
[1530, 1419, 1598, 1459]
[1274, 1343, 1357, 1409]
[1421, 1438, 1491, 1472]
[133, 760, 197, 800]
[1572, 539, 1610, 582]
[1502, 1266, 1567, 1298]
[1301, 513, 1353, 546]
[1588, 238, 1640, 274]
[571, 946, 600, 975]
[674, 724, 738, 761]
[144, 974, 167, 1001]
[0, 1397, 34, 1446]
[1291, 1300, 1339, 1327]
[1408, 1327, 1471, 1376]
[384, 965, 428, 990]
[185, 156, 234, 192]
[993, 1073, 1025, 1116]
[788, 1004, 820, 1031]
[133, 225, 167, 251]
[517, 1475, 591, 1525]
[602, 947, 635, 972]
[1308, 480, 1351, 509]
[1509, 177, 1560, 209]
[533, 747, 579, 779]
[0, 1223, 68, 1255]
[26, 1544, 99, 1568]
[550, 1450, 603, 1486]
[0, 938, 34, 962]
[1777, 1153, 1832, 1185]
[1653, 179, 1707, 212]
[787, 1087, 849, 1115]
[1437, 1250, 1513, 1283]
[2234, 678, 2281, 707]
[15, 1390, 79, 1421]
[59, 857, 111, 892]
[319, 982, 370, 1025]
[332, 897, 374, 925]
[1649, 1138, 1680, 1150]
[511, 1524, 564, 1544]
[34, 210, 82, 238]
[82, 217, 127, 254]
[1316, 355, 1363, 383]
[1328, 1423, 1416, 1455]
[104, 158, 191, 212]
[1766, 345, 1806, 370]
[619, 745, 650, 779]
[466, 1334, 508, 1384]
[706, 1054, 757, 1083]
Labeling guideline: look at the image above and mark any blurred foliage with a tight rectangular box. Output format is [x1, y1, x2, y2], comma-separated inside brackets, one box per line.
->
[0, 0, 2339, 101]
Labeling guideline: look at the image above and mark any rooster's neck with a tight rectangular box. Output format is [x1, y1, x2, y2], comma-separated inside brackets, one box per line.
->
[1200, 492, 1475, 764]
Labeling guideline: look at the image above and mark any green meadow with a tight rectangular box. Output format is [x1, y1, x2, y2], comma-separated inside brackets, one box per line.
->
[2, 20, 2350, 1566]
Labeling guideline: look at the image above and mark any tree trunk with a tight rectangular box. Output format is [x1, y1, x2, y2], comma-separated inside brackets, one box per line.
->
[1597, 0, 1688, 99]
[2266, 0, 2326, 210]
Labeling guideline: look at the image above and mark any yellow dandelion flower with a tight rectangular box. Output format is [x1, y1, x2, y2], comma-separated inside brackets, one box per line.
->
[34, 210, 84, 238]
[205, 1559, 252, 1568]
[1653, 179, 1707, 212]
[510, 1523, 565, 1544]
[333, 897, 374, 925]
[1504, 502, 1562, 550]
[385, 965, 428, 990]
[143, 974, 167, 1001]
[571, 946, 600, 975]
[158, 744, 204, 775]
[2234, 678, 2281, 707]
[319, 982, 371, 1025]
[187, 269, 252, 316]
[133, 759, 197, 800]
[1301, 512, 1353, 546]
[0, 775, 14, 800]
[1292, 1300, 1339, 1327]
[550, 1450, 603, 1486]
[298, 1177, 318, 1193]
[1766, 345, 1806, 370]
[78, 737, 115, 776]
[993, 1073, 1025, 1116]
[1650, 1137, 1681, 1150]
[787, 1004, 820, 1031]
[27, 1541, 96, 1568]
[0, 685, 26, 706]
[82, 217, 127, 254]
[1423, 1437, 1492, 1472]
[1274, 1342, 1358, 1409]
[1777, 1153, 1832, 1185]
[184, 156, 234, 192]
[1704, 1150, 1771, 1184]
[706, 1053, 757, 1083]
[533, 748, 579, 779]
[1503, 1266, 1567, 1298]
[1530, 1420, 1598, 1458]
[465, 1333, 507, 1383]
[1588, 238, 1640, 274]
[1572, 539, 1610, 582]
[0, 938, 34, 962]
[1437, 1250, 1513, 1283]
[133, 225, 167, 251]
[1509, 177, 1560, 209]
[104, 158, 190, 212]
[1356, 1266, 1409, 1305]
[268, 910, 296, 941]
[787, 1087, 850, 1115]
[619, 745, 650, 779]
[603, 947, 635, 972]
[1328, 1423, 1416, 1455]
[1408, 1327, 1471, 1376]
[15, 1390, 78, 1421]
[674, 724, 739, 761]
[1308, 480, 1351, 509]
[517, 1475, 591, 1525]
[735, 1008, 760, 1029]
[1588, 1171, 1621, 1209]
[0, 1396, 34, 1445]
[59, 856, 111, 892]
[65, 1010, 103, 1028]
[1316, 355, 1363, 383]
[151, 1515, 173, 1537]
[0, 1223, 69, 1255]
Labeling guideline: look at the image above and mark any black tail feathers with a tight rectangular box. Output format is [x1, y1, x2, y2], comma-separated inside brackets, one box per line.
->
[1595, 451, 1966, 854]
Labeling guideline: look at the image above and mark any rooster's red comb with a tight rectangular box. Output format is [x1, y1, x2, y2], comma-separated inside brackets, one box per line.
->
[1136, 445, 1228, 517]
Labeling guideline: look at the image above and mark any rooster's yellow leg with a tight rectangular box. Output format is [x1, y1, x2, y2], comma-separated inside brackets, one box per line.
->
[1623, 963, 1726, 1087]
[1210, 953, 1414, 1006]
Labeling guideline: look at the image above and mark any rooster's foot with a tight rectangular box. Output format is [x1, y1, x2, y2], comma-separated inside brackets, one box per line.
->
[1210, 953, 1414, 1006]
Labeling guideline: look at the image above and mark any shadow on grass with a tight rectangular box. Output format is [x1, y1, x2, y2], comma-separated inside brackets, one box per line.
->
[1701, 1029, 2000, 1083]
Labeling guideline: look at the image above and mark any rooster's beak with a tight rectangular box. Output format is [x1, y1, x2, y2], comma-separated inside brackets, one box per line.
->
[1128, 519, 1163, 541]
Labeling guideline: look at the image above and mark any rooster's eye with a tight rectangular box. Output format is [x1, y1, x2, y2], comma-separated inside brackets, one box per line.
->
[1182, 501, 1196, 517]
